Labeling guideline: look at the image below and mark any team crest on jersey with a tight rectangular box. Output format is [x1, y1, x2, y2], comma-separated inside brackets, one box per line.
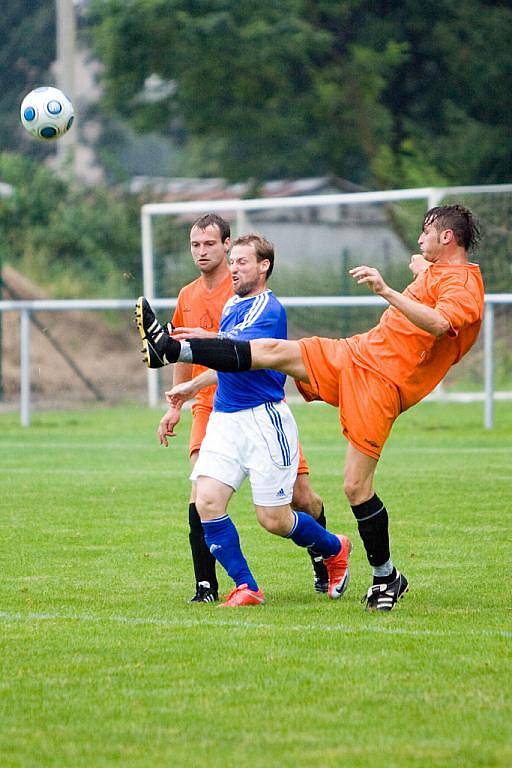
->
[200, 310, 215, 329]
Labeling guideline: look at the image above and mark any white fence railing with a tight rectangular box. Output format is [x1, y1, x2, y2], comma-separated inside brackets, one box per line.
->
[1, 294, 511, 428]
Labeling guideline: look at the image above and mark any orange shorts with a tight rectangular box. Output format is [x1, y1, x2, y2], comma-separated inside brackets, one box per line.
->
[190, 402, 309, 473]
[297, 337, 401, 460]
[189, 403, 212, 457]
[297, 441, 309, 475]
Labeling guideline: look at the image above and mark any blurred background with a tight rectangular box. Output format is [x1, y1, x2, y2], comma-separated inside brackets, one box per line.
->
[1, 0, 511, 410]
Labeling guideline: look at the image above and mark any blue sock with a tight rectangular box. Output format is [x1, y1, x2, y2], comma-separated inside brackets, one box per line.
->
[202, 515, 259, 592]
[287, 511, 341, 559]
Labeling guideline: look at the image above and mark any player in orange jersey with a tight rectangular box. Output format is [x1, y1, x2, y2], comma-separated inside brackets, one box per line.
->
[157, 214, 330, 602]
[138, 204, 484, 611]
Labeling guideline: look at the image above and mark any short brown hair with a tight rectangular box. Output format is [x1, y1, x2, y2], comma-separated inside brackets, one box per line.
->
[232, 233, 275, 278]
[191, 214, 231, 242]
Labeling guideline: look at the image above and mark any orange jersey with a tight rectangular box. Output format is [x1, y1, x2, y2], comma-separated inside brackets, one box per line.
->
[346, 263, 484, 410]
[172, 271, 233, 408]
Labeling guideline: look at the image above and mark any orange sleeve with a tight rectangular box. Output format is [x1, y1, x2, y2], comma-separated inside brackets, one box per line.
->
[435, 274, 482, 338]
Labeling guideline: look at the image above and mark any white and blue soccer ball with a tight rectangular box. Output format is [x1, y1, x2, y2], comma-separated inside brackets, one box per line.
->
[20, 86, 75, 141]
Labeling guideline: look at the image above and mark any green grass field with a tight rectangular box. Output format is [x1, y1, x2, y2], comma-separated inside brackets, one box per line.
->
[1, 401, 511, 768]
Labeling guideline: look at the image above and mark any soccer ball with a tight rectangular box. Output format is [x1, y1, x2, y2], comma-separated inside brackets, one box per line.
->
[20, 86, 75, 141]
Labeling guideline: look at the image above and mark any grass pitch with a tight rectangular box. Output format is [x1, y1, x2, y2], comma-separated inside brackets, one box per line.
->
[1, 401, 510, 768]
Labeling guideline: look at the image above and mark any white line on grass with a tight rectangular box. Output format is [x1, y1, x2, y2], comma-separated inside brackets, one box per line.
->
[0, 611, 509, 639]
[0, 443, 511, 453]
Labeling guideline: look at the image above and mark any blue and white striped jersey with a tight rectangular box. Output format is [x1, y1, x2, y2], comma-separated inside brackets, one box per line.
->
[214, 290, 287, 412]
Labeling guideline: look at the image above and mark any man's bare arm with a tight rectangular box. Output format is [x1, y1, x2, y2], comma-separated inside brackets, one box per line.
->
[350, 265, 450, 337]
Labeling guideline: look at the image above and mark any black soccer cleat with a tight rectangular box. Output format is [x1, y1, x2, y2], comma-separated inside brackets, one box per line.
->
[134, 296, 179, 368]
[310, 554, 329, 593]
[190, 581, 219, 604]
[363, 571, 409, 612]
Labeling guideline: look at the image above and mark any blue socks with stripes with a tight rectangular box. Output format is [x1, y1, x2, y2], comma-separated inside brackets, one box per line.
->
[202, 515, 259, 592]
[287, 511, 341, 559]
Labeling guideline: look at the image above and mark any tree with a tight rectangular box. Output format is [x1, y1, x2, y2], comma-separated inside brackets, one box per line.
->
[88, 0, 405, 183]
[88, 0, 512, 186]
[0, 152, 142, 298]
[0, 1, 56, 157]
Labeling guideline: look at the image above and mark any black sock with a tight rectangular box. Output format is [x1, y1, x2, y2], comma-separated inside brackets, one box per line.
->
[351, 494, 390, 569]
[188, 338, 252, 372]
[307, 505, 327, 564]
[188, 502, 218, 592]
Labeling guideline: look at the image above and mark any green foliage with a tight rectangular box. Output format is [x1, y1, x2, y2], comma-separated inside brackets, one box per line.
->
[88, 0, 512, 187]
[88, 0, 406, 183]
[0, 152, 142, 298]
[0, 0, 56, 157]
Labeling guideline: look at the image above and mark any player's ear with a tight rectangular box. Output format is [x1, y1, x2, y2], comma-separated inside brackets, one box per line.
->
[223, 237, 231, 252]
[260, 258, 270, 275]
[441, 228, 454, 245]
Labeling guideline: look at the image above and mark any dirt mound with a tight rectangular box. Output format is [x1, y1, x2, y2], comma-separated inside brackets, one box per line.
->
[2, 266, 149, 405]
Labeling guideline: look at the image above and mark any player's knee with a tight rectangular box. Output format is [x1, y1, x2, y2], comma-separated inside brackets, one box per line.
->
[195, 494, 223, 521]
[343, 475, 372, 506]
[257, 508, 291, 536]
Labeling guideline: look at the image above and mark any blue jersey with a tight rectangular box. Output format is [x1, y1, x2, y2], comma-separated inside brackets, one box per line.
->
[214, 290, 287, 412]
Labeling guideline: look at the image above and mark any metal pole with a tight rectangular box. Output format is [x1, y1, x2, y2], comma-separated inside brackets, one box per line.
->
[55, 0, 77, 174]
[483, 301, 495, 429]
[20, 309, 31, 427]
[141, 209, 159, 407]
[0, 262, 3, 401]
[235, 208, 249, 238]
[340, 247, 350, 337]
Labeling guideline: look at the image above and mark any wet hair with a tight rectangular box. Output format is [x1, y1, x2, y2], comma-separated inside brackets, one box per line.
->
[190, 213, 231, 242]
[232, 233, 275, 278]
[422, 204, 481, 251]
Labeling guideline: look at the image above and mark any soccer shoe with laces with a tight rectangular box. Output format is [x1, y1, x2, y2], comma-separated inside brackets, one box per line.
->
[310, 554, 329, 593]
[363, 571, 409, 612]
[218, 583, 265, 607]
[135, 296, 179, 368]
[190, 581, 219, 603]
[324, 535, 352, 599]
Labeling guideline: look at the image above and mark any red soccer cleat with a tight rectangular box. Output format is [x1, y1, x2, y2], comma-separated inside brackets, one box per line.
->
[324, 535, 352, 599]
[219, 583, 266, 607]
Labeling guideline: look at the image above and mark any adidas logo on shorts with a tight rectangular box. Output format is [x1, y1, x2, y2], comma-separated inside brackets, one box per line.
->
[276, 488, 286, 498]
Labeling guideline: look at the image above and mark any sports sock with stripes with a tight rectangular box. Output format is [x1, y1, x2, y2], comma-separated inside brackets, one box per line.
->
[287, 511, 341, 559]
[202, 515, 259, 592]
[351, 493, 390, 568]
[188, 502, 218, 591]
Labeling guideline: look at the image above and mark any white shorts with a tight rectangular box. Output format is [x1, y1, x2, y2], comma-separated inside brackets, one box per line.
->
[190, 401, 299, 507]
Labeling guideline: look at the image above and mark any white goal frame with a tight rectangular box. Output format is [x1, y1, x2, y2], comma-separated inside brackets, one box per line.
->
[140, 183, 512, 419]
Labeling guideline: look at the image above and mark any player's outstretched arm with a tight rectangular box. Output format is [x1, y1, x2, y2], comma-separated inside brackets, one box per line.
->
[171, 326, 219, 341]
[350, 265, 450, 337]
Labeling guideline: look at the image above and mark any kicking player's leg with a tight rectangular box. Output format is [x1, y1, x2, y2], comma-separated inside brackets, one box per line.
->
[255, 503, 352, 600]
[136, 296, 308, 380]
[195, 476, 263, 605]
[344, 443, 408, 611]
